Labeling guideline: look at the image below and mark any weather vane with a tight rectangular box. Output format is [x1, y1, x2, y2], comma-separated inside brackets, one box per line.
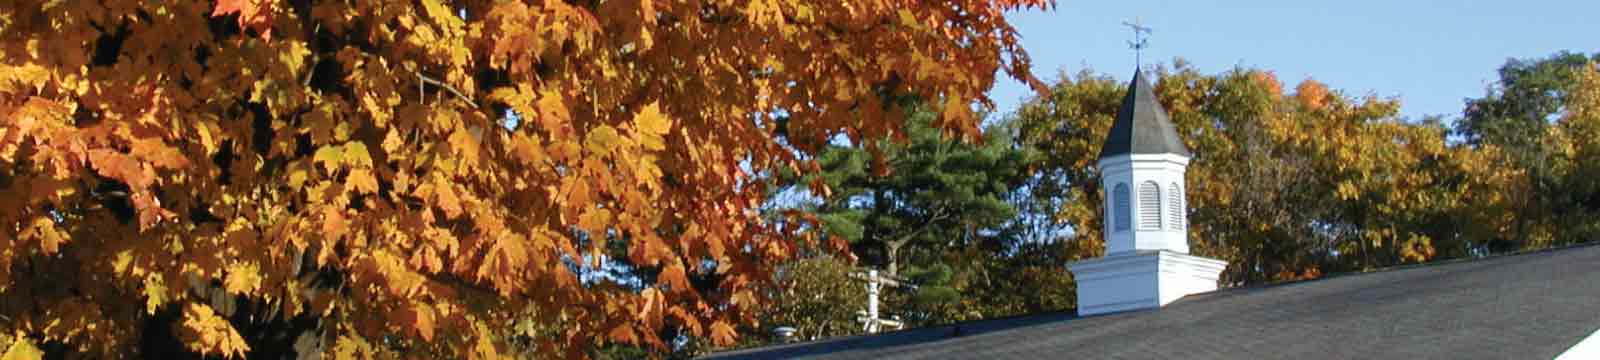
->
[1122, 18, 1153, 67]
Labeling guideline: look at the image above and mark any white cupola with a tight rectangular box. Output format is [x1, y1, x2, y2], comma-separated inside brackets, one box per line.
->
[1067, 69, 1227, 316]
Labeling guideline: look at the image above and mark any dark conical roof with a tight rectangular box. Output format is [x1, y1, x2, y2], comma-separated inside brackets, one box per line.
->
[1099, 69, 1191, 159]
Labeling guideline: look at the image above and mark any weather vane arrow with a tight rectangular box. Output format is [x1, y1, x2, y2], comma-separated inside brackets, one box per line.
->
[1123, 18, 1153, 67]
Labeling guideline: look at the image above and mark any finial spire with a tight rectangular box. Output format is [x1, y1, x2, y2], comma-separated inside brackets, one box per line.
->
[1122, 18, 1152, 68]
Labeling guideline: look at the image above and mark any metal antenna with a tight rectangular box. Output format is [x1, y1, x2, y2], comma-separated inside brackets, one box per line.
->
[850, 269, 914, 333]
[1122, 18, 1153, 67]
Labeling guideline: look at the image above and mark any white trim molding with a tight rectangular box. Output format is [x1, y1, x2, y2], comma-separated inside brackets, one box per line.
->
[1067, 250, 1227, 316]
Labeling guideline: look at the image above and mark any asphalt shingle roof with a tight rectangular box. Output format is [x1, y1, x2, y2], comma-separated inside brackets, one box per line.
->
[1098, 69, 1191, 159]
[705, 244, 1600, 359]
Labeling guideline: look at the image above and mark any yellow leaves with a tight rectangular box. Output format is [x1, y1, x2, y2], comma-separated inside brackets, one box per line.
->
[1400, 234, 1436, 263]
[332, 335, 376, 360]
[314, 142, 375, 173]
[178, 303, 250, 358]
[1, 335, 42, 360]
[585, 125, 624, 156]
[511, 132, 548, 167]
[536, 90, 570, 132]
[313, 145, 345, 172]
[633, 102, 672, 151]
[1335, 181, 1361, 200]
[447, 127, 481, 166]
[224, 262, 263, 296]
[143, 274, 168, 314]
[428, 174, 464, 219]
[347, 169, 380, 195]
[23, 217, 65, 255]
[369, 249, 426, 298]
[577, 207, 613, 240]
[0, 63, 50, 93]
[344, 142, 373, 168]
[402, 303, 438, 342]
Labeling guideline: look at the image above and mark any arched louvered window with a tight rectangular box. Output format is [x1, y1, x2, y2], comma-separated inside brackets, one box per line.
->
[1168, 182, 1184, 230]
[1138, 181, 1162, 230]
[1113, 183, 1131, 232]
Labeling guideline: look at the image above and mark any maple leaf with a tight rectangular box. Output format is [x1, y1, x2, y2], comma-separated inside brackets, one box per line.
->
[223, 262, 262, 295]
[0, 0, 1057, 356]
[177, 303, 251, 358]
[633, 102, 672, 151]
[347, 169, 380, 195]
[709, 320, 738, 346]
[212, 0, 276, 40]
[1, 335, 43, 360]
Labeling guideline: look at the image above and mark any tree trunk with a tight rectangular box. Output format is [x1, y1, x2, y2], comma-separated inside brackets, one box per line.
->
[886, 241, 902, 275]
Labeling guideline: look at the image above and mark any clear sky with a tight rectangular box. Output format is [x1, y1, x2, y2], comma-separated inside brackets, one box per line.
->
[987, 0, 1598, 121]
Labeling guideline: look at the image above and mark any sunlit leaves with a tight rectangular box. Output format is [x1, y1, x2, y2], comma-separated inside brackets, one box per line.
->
[212, 0, 276, 39]
[1, 335, 43, 360]
[0, 0, 1048, 357]
[1011, 64, 1511, 285]
[177, 303, 250, 358]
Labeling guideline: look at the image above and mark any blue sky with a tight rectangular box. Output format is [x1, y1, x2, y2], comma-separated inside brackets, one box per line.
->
[987, 0, 1598, 121]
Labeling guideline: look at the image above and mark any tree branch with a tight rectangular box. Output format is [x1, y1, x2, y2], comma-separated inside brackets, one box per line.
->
[416, 71, 476, 107]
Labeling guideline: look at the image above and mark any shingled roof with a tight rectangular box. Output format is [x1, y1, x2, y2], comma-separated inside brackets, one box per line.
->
[1098, 69, 1191, 159]
[703, 243, 1600, 359]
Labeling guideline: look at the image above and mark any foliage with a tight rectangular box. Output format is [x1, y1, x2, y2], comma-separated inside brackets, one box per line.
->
[756, 256, 865, 343]
[0, 0, 1049, 357]
[1456, 52, 1600, 248]
[1008, 63, 1516, 285]
[795, 101, 1032, 276]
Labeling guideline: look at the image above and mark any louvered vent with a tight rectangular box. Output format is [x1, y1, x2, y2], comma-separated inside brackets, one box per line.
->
[1139, 181, 1161, 230]
[1113, 183, 1131, 232]
[1168, 182, 1183, 230]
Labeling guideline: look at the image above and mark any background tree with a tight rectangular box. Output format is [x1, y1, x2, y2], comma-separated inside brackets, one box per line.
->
[1008, 62, 1515, 286]
[796, 101, 1032, 276]
[0, 0, 1049, 358]
[755, 256, 865, 343]
[1456, 52, 1600, 248]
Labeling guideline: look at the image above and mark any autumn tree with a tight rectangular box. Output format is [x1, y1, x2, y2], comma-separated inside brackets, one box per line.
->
[1009, 63, 1513, 285]
[1457, 52, 1600, 248]
[0, 0, 1049, 358]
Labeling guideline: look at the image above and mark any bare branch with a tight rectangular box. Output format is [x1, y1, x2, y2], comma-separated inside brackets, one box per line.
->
[416, 71, 476, 106]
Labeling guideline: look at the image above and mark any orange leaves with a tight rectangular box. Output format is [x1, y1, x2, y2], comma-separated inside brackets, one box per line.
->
[709, 320, 738, 346]
[177, 303, 250, 358]
[1250, 71, 1284, 95]
[212, 0, 276, 39]
[21, 217, 66, 255]
[1295, 79, 1332, 110]
[658, 262, 691, 292]
[396, 303, 439, 342]
[0, 0, 1047, 356]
